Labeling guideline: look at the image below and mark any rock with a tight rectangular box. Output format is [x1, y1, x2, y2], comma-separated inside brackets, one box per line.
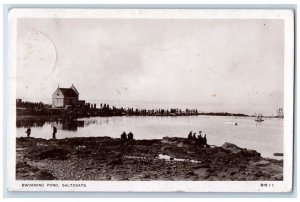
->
[38, 170, 56, 180]
[216, 151, 227, 158]
[274, 174, 283, 180]
[187, 171, 195, 176]
[253, 160, 270, 166]
[221, 142, 242, 153]
[107, 158, 122, 165]
[36, 148, 70, 160]
[243, 149, 260, 157]
[246, 149, 261, 157]
[162, 137, 190, 146]
[16, 161, 56, 180]
[193, 164, 209, 169]
[193, 168, 209, 177]
[109, 151, 122, 158]
[16, 137, 283, 181]
[16, 161, 36, 171]
[177, 142, 184, 147]
[254, 171, 265, 177]
[274, 153, 283, 156]
[239, 164, 247, 169]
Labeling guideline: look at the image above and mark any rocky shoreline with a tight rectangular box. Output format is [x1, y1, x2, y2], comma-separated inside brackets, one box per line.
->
[16, 136, 283, 181]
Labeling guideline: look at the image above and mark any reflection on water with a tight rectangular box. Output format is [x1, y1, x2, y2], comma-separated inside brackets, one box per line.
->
[83, 118, 110, 127]
[55, 120, 84, 131]
[17, 119, 84, 132]
[16, 119, 46, 128]
[16, 116, 283, 159]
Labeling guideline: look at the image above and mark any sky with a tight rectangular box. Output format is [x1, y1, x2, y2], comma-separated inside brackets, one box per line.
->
[17, 18, 284, 115]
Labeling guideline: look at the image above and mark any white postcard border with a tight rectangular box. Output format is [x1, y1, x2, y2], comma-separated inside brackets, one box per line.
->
[7, 8, 294, 192]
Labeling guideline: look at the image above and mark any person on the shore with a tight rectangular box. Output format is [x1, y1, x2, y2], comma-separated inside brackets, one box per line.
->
[26, 127, 31, 138]
[128, 132, 134, 140]
[121, 132, 127, 140]
[198, 131, 203, 144]
[192, 133, 196, 139]
[198, 133, 203, 145]
[188, 131, 193, 139]
[52, 126, 57, 139]
[203, 134, 207, 145]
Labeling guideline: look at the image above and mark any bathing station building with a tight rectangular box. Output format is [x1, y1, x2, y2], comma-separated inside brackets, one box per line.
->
[52, 84, 85, 108]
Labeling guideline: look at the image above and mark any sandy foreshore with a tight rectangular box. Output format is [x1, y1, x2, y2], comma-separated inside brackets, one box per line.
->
[16, 136, 283, 181]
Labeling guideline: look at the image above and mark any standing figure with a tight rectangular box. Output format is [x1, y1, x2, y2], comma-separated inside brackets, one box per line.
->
[121, 132, 127, 140]
[188, 131, 193, 139]
[203, 134, 207, 145]
[198, 134, 203, 145]
[52, 126, 57, 139]
[198, 131, 202, 137]
[128, 132, 134, 140]
[192, 133, 196, 139]
[197, 131, 202, 144]
[26, 127, 31, 138]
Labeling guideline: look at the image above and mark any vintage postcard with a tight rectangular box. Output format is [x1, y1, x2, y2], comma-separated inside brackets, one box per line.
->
[7, 8, 294, 192]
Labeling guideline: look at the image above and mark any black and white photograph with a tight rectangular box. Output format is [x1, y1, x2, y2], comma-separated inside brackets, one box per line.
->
[7, 8, 294, 192]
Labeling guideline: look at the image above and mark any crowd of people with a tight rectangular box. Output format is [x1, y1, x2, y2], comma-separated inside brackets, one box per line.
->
[187, 131, 207, 146]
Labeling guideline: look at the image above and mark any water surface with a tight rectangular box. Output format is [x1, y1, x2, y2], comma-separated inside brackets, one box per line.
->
[16, 116, 283, 159]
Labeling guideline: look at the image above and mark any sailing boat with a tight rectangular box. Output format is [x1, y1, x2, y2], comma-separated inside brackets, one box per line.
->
[255, 113, 264, 122]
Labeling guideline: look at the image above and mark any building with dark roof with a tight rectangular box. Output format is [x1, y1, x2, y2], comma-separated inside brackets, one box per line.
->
[52, 84, 80, 108]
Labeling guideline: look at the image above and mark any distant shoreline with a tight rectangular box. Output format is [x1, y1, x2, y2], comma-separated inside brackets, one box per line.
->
[16, 99, 250, 118]
[16, 112, 249, 120]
